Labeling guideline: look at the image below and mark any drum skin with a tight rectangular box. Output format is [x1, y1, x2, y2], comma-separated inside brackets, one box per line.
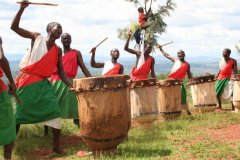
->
[73, 75, 131, 151]
[130, 78, 158, 124]
[156, 79, 182, 119]
[189, 75, 217, 112]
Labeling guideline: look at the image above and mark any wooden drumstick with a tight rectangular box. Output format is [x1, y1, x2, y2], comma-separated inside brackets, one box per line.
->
[89, 37, 108, 53]
[156, 41, 173, 48]
[13, 93, 22, 105]
[17, 1, 58, 6]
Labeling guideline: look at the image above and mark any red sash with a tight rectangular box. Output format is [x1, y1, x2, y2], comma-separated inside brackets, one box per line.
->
[103, 64, 121, 76]
[50, 49, 78, 82]
[16, 44, 59, 88]
[131, 56, 152, 81]
[217, 59, 234, 80]
[168, 62, 189, 80]
[0, 68, 7, 92]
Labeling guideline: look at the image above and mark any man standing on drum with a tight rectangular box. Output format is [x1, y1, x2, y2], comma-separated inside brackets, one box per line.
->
[44, 33, 92, 135]
[215, 48, 237, 111]
[124, 30, 156, 80]
[90, 47, 124, 75]
[11, 2, 73, 153]
[0, 36, 16, 160]
[158, 45, 192, 115]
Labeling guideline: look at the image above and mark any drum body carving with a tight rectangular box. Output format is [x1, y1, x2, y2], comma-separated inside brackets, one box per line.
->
[156, 79, 182, 119]
[130, 78, 158, 124]
[189, 75, 217, 112]
[73, 75, 131, 151]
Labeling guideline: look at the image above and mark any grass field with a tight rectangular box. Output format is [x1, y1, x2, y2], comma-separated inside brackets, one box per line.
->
[1, 102, 240, 160]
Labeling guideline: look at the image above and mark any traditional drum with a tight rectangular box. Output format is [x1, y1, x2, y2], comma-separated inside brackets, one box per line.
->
[73, 75, 131, 152]
[156, 79, 183, 120]
[189, 75, 217, 112]
[130, 78, 158, 125]
[232, 75, 240, 109]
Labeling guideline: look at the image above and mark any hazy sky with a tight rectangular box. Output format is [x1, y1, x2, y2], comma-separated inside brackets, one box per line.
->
[1, 0, 240, 59]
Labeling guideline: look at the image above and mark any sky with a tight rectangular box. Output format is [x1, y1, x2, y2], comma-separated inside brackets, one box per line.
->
[1, 0, 240, 60]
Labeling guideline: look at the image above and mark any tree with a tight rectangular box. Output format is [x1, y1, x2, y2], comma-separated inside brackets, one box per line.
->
[117, 0, 176, 46]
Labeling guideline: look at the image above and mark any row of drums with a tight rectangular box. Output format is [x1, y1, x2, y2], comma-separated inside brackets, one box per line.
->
[73, 74, 238, 153]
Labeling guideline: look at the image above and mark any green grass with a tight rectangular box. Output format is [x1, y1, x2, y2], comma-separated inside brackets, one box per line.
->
[1, 105, 240, 160]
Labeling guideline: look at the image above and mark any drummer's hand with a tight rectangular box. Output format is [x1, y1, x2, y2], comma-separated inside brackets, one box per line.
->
[8, 83, 16, 94]
[90, 47, 96, 54]
[20, 1, 29, 9]
[157, 45, 163, 51]
[188, 78, 194, 83]
[127, 29, 132, 36]
[69, 87, 76, 93]
[136, 51, 142, 56]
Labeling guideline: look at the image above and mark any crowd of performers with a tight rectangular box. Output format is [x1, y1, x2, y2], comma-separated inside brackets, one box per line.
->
[0, 3, 238, 160]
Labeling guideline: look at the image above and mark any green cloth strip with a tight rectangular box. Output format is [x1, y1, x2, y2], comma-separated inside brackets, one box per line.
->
[16, 79, 60, 124]
[215, 79, 229, 98]
[0, 91, 16, 145]
[52, 79, 78, 119]
[181, 84, 187, 105]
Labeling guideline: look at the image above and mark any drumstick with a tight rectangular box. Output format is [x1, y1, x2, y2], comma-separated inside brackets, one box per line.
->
[156, 41, 173, 48]
[17, 1, 58, 6]
[13, 93, 22, 105]
[89, 37, 108, 53]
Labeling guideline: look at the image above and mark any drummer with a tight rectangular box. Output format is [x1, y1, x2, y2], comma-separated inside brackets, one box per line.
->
[215, 48, 237, 111]
[158, 45, 192, 114]
[124, 30, 156, 80]
[90, 47, 124, 75]
[43, 33, 92, 135]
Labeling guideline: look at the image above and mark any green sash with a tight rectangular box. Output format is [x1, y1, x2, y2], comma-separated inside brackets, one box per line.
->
[15, 79, 60, 124]
[215, 79, 229, 98]
[181, 84, 187, 105]
[0, 91, 16, 145]
[51, 79, 78, 119]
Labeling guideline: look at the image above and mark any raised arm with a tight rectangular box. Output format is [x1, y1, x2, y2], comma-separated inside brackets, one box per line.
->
[0, 37, 16, 94]
[157, 45, 175, 62]
[76, 50, 91, 77]
[90, 47, 104, 68]
[10, 3, 39, 40]
[56, 47, 73, 88]
[124, 30, 139, 55]
[150, 58, 156, 79]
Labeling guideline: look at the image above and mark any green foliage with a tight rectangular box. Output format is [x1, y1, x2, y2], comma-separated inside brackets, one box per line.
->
[118, 0, 176, 45]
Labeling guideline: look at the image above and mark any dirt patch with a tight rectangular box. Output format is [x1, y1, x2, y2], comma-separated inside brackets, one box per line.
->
[60, 135, 83, 145]
[208, 124, 240, 141]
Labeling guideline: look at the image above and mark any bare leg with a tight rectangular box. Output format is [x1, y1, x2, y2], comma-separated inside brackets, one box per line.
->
[4, 142, 14, 160]
[44, 125, 48, 136]
[231, 101, 235, 111]
[52, 128, 62, 153]
[16, 124, 21, 135]
[216, 98, 222, 109]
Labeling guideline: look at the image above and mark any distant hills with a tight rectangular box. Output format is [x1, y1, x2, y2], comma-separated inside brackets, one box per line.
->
[4, 54, 222, 81]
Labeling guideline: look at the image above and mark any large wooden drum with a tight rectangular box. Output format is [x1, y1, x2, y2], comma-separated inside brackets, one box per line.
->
[156, 79, 183, 120]
[232, 75, 240, 109]
[189, 75, 217, 112]
[73, 75, 131, 152]
[130, 78, 158, 124]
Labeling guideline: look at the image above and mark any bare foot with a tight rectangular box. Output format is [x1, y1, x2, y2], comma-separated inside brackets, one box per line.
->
[53, 148, 65, 154]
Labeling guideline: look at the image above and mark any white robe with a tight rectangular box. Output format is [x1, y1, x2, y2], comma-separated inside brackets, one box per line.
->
[20, 35, 61, 129]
